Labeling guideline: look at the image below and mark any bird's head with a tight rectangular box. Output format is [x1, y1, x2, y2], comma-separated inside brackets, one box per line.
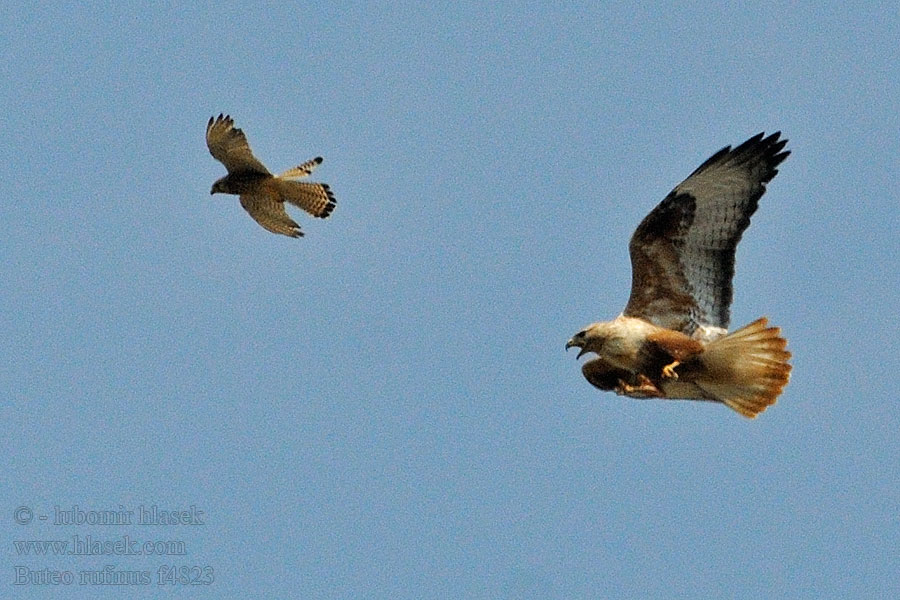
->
[210, 178, 227, 195]
[566, 322, 613, 360]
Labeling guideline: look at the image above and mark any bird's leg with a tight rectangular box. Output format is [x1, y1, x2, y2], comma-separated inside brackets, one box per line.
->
[616, 374, 664, 398]
[661, 360, 681, 380]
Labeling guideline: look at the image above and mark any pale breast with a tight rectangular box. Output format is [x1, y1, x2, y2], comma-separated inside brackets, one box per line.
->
[601, 316, 664, 371]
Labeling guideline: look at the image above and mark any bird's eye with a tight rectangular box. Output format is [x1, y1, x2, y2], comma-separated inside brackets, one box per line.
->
[576, 331, 586, 339]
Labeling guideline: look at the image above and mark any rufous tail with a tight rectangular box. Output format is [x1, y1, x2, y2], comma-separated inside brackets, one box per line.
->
[697, 318, 791, 418]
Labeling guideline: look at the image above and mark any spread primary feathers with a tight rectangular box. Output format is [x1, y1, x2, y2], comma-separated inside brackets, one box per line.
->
[566, 132, 792, 418]
[206, 114, 336, 238]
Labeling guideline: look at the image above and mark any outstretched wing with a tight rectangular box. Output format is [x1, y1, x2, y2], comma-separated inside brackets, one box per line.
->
[623, 132, 789, 336]
[206, 114, 271, 175]
[239, 193, 303, 238]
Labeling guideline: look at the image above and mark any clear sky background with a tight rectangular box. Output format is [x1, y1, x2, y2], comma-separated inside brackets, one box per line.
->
[2, 2, 898, 599]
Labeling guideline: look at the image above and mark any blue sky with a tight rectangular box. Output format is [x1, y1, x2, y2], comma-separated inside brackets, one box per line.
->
[2, 2, 898, 598]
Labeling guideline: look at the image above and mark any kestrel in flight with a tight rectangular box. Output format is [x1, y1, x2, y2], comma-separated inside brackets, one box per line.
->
[207, 114, 336, 237]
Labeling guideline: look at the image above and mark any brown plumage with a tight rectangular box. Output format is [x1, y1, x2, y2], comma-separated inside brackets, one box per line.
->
[566, 133, 792, 418]
[575, 318, 790, 418]
[206, 114, 336, 238]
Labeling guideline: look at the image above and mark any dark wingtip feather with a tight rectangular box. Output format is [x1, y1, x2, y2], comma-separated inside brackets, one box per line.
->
[688, 145, 730, 176]
[700, 131, 790, 183]
[286, 221, 305, 237]
[754, 131, 790, 181]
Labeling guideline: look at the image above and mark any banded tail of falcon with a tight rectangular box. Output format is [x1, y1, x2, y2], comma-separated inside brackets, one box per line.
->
[566, 132, 791, 418]
[206, 114, 336, 238]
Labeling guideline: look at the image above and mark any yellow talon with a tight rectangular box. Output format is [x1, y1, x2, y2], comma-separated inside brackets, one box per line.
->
[662, 360, 680, 380]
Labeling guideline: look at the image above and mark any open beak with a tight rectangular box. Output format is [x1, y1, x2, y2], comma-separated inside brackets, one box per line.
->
[566, 339, 588, 359]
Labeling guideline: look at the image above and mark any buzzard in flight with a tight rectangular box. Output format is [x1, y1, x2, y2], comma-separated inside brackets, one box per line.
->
[207, 114, 336, 237]
[566, 132, 792, 418]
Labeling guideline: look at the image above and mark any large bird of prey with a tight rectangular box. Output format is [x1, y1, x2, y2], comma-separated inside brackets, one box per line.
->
[207, 114, 336, 238]
[565, 132, 792, 418]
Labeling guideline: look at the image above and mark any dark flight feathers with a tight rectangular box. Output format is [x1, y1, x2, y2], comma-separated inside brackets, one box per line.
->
[623, 132, 789, 336]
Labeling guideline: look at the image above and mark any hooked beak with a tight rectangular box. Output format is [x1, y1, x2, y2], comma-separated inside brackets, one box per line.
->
[565, 339, 588, 359]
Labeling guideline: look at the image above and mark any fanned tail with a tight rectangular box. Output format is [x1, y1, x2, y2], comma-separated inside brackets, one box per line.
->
[274, 179, 336, 219]
[697, 318, 791, 418]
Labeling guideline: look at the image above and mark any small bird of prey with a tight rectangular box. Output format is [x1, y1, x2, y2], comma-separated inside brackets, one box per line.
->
[206, 114, 336, 238]
[565, 132, 792, 418]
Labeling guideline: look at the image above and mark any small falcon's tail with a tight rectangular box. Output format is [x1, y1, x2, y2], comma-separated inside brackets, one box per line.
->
[697, 318, 791, 418]
[274, 178, 336, 219]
